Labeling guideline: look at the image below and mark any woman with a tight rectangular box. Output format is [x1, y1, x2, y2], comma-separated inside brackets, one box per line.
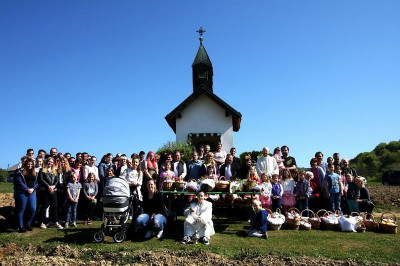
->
[35, 157, 44, 173]
[135, 179, 166, 239]
[38, 157, 63, 229]
[355, 177, 374, 216]
[200, 152, 217, 177]
[116, 155, 128, 177]
[57, 157, 72, 221]
[181, 191, 214, 245]
[213, 143, 227, 173]
[239, 157, 252, 179]
[71, 159, 83, 183]
[308, 158, 325, 212]
[143, 151, 158, 180]
[15, 158, 38, 233]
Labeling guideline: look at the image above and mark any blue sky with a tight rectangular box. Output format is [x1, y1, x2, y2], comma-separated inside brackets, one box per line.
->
[1, 1, 399, 169]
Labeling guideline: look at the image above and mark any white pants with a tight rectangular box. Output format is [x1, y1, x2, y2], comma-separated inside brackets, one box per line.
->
[184, 219, 213, 238]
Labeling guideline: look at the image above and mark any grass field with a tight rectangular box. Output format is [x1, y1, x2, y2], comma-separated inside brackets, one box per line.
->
[1, 215, 399, 264]
[0, 182, 13, 193]
[1, 181, 399, 264]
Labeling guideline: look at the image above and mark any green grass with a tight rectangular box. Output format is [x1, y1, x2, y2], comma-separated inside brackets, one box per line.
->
[1, 217, 399, 264]
[0, 182, 13, 193]
[367, 181, 382, 186]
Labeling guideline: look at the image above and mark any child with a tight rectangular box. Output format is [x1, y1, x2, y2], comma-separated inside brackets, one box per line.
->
[281, 169, 296, 214]
[65, 172, 81, 227]
[246, 166, 261, 185]
[259, 174, 272, 210]
[324, 164, 343, 213]
[158, 161, 176, 191]
[270, 174, 283, 212]
[82, 173, 98, 225]
[122, 158, 143, 200]
[247, 200, 268, 239]
[273, 147, 285, 170]
[294, 171, 310, 214]
[346, 174, 360, 214]
[202, 165, 218, 181]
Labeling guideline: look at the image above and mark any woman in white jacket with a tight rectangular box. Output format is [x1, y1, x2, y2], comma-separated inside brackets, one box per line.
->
[181, 191, 215, 245]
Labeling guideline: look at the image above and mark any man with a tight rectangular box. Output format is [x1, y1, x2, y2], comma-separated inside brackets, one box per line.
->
[281, 145, 297, 179]
[181, 191, 214, 245]
[197, 145, 205, 162]
[172, 151, 187, 180]
[230, 147, 241, 167]
[45, 147, 58, 159]
[219, 154, 240, 181]
[333, 153, 342, 168]
[139, 151, 146, 164]
[82, 152, 90, 165]
[315, 151, 328, 173]
[26, 149, 35, 160]
[204, 145, 211, 154]
[187, 151, 203, 180]
[256, 147, 279, 178]
[160, 153, 173, 172]
[341, 158, 357, 178]
[37, 149, 46, 160]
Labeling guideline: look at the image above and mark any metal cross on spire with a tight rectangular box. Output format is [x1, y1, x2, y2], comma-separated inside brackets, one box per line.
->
[196, 27, 206, 45]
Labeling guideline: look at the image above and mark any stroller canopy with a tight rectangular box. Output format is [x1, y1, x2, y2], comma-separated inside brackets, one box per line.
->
[103, 177, 130, 198]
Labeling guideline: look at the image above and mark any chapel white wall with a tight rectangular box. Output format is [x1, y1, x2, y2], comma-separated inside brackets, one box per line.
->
[175, 94, 234, 153]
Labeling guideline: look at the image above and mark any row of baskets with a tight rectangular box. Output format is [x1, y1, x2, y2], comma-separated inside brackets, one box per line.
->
[162, 178, 258, 192]
[267, 208, 398, 234]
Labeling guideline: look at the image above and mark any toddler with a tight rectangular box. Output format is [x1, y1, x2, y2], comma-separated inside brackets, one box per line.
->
[270, 174, 283, 212]
[294, 171, 310, 214]
[247, 200, 268, 239]
[259, 174, 272, 210]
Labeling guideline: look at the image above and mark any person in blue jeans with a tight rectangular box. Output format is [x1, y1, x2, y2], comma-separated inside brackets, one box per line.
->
[65, 172, 81, 227]
[15, 158, 38, 233]
[135, 179, 167, 239]
[324, 164, 343, 213]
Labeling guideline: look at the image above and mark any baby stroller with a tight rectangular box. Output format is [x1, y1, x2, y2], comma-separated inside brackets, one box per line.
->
[94, 177, 136, 243]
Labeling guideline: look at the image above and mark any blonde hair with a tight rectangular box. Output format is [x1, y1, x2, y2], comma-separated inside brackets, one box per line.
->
[355, 176, 365, 188]
[42, 157, 57, 175]
[247, 166, 260, 180]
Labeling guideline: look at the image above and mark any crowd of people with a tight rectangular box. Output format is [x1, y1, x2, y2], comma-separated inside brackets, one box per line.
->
[13, 145, 374, 244]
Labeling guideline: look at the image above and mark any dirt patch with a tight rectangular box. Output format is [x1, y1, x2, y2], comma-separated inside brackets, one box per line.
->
[0, 244, 389, 265]
[368, 185, 400, 207]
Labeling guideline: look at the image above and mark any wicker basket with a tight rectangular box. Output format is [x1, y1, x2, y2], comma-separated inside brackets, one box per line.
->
[309, 210, 321, 230]
[200, 183, 214, 192]
[162, 181, 174, 191]
[320, 210, 339, 231]
[173, 181, 186, 191]
[286, 207, 301, 230]
[242, 180, 257, 192]
[356, 222, 366, 233]
[379, 212, 398, 234]
[363, 213, 379, 232]
[299, 209, 312, 231]
[267, 209, 284, 230]
[215, 176, 230, 192]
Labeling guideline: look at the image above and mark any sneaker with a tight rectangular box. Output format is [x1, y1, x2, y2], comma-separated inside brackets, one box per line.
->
[72, 222, 77, 227]
[64, 223, 69, 228]
[180, 235, 191, 244]
[144, 231, 152, 239]
[55, 223, 63, 229]
[87, 220, 92, 225]
[263, 232, 268, 240]
[18, 227, 27, 233]
[40, 223, 47, 229]
[156, 230, 163, 239]
[202, 236, 210, 245]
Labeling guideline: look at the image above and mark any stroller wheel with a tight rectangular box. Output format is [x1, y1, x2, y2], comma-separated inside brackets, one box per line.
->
[113, 232, 126, 243]
[94, 231, 105, 243]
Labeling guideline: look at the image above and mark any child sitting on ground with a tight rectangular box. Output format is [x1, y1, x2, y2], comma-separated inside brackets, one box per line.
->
[247, 199, 268, 239]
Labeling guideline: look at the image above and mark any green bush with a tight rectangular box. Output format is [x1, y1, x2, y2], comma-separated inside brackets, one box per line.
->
[156, 140, 195, 163]
[239, 150, 262, 165]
